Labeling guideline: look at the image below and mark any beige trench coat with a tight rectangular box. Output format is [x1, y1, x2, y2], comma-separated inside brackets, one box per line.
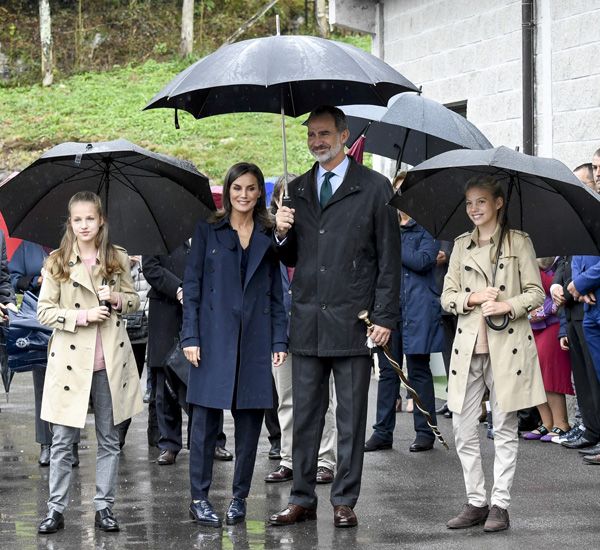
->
[38, 246, 142, 428]
[441, 226, 547, 414]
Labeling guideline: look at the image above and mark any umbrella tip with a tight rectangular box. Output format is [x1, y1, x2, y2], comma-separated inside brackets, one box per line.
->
[276, 14, 280, 35]
[418, 85, 423, 95]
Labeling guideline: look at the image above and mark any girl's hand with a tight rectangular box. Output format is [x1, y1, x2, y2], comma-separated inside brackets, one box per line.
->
[87, 306, 111, 323]
[481, 300, 512, 317]
[468, 287, 500, 306]
[98, 285, 118, 306]
[183, 346, 201, 367]
[272, 352, 287, 367]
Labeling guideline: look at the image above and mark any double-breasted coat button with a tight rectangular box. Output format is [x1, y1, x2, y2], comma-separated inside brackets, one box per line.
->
[528, 335, 533, 340]
[50, 352, 55, 357]
[465, 266, 472, 271]
[127, 301, 133, 307]
[512, 348, 518, 354]
[321, 304, 327, 310]
[499, 263, 504, 269]
[508, 328, 514, 334]
[458, 328, 463, 334]
[123, 363, 126, 368]
[499, 285, 506, 291]
[75, 303, 80, 308]
[57, 316, 65, 323]
[319, 229, 325, 234]
[66, 365, 72, 371]
[73, 282, 79, 287]
[451, 370, 457, 375]
[120, 342, 124, 347]
[122, 382, 127, 388]
[465, 287, 471, 292]
[288, 289, 292, 295]
[116, 321, 120, 327]
[319, 266, 326, 272]
[454, 349, 459, 355]
[70, 344, 76, 350]
[516, 370, 522, 375]
[64, 386, 70, 391]
[68, 261, 74, 267]
[211, 249, 217, 254]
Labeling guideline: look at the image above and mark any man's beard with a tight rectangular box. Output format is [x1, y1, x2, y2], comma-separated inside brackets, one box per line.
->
[310, 140, 343, 164]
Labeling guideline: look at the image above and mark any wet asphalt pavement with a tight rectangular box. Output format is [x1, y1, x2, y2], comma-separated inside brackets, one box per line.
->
[1, 370, 598, 550]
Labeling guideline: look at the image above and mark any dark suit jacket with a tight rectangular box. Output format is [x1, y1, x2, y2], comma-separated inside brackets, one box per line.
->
[277, 157, 401, 356]
[552, 256, 583, 324]
[143, 243, 190, 368]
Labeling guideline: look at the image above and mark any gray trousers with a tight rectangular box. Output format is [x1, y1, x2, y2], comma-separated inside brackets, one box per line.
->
[289, 355, 371, 509]
[48, 370, 120, 514]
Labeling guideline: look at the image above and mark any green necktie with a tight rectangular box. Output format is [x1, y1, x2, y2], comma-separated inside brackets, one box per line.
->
[320, 171, 335, 208]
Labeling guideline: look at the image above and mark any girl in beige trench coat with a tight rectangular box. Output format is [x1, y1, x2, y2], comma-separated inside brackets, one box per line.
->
[441, 176, 546, 533]
[37, 191, 141, 535]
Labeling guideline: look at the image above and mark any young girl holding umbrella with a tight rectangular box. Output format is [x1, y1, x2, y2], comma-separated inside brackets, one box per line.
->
[37, 191, 142, 534]
[441, 176, 546, 532]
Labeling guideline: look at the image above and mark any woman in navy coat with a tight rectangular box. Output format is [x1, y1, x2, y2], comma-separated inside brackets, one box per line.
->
[400, 212, 444, 451]
[181, 162, 288, 528]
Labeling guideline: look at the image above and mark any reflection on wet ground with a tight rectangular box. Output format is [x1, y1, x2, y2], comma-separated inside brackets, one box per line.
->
[1, 372, 598, 549]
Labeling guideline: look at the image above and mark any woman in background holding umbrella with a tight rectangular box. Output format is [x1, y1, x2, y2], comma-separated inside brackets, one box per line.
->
[441, 176, 546, 533]
[37, 191, 142, 534]
[182, 162, 288, 527]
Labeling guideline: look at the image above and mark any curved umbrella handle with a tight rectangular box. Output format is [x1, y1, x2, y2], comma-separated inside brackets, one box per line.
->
[485, 314, 509, 331]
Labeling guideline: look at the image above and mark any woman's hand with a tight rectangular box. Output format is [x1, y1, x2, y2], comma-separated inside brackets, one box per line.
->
[272, 352, 287, 367]
[97, 284, 119, 306]
[559, 336, 569, 351]
[183, 346, 201, 367]
[468, 287, 500, 306]
[481, 300, 512, 317]
[87, 306, 111, 323]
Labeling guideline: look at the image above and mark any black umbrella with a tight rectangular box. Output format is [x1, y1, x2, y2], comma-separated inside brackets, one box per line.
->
[144, 32, 418, 187]
[341, 92, 493, 169]
[0, 326, 11, 398]
[0, 139, 215, 255]
[391, 146, 600, 258]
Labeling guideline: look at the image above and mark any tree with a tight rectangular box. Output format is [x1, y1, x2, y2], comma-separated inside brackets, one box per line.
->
[180, 0, 194, 57]
[39, 0, 53, 86]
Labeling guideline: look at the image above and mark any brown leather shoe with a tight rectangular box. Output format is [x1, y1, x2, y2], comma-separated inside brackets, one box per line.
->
[483, 505, 510, 532]
[333, 505, 357, 528]
[268, 504, 317, 526]
[265, 465, 293, 483]
[157, 449, 177, 465]
[446, 503, 489, 529]
[316, 466, 334, 484]
[583, 453, 600, 464]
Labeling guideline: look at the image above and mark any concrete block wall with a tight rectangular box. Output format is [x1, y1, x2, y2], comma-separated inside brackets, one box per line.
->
[382, 0, 523, 160]
[540, 1, 600, 168]
[328, 0, 600, 173]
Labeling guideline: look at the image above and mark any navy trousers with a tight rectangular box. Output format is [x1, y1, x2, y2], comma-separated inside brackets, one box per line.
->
[406, 354, 437, 442]
[189, 405, 264, 500]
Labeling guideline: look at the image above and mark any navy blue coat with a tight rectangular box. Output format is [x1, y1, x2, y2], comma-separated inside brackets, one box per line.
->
[401, 220, 444, 355]
[181, 218, 288, 409]
[8, 241, 47, 296]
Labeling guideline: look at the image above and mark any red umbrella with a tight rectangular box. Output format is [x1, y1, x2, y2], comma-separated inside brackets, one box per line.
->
[347, 135, 366, 164]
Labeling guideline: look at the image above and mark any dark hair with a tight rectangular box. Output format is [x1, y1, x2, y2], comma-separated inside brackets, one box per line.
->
[269, 173, 298, 214]
[212, 162, 273, 229]
[306, 105, 348, 133]
[574, 162, 593, 180]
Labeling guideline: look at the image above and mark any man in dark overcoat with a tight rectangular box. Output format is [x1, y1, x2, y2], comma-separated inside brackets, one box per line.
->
[143, 244, 231, 464]
[268, 105, 401, 528]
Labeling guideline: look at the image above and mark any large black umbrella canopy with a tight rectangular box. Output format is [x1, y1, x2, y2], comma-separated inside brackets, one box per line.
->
[391, 146, 600, 257]
[341, 92, 493, 167]
[144, 35, 419, 117]
[0, 139, 215, 255]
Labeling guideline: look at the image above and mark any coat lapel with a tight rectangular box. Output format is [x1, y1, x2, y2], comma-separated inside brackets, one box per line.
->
[68, 247, 99, 296]
[243, 226, 271, 292]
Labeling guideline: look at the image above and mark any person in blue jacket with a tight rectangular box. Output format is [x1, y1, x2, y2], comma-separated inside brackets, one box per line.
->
[181, 162, 288, 527]
[398, 210, 444, 451]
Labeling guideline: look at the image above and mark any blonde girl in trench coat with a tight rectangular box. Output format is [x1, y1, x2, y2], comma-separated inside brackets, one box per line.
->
[37, 191, 141, 535]
[441, 176, 546, 533]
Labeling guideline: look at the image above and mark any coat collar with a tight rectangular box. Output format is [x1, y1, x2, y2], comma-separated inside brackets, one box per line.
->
[464, 224, 508, 283]
[212, 216, 273, 292]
